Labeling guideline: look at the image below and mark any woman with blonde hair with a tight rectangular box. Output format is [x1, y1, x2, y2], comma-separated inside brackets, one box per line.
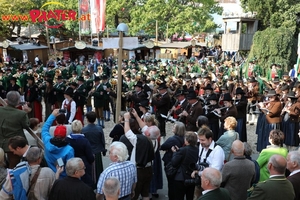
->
[216, 116, 239, 162]
[66, 120, 95, 188]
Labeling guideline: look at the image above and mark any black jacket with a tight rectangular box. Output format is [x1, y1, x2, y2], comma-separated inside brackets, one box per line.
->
[171, 145, 199, 181]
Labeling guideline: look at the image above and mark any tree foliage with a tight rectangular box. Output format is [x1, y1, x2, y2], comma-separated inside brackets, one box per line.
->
[106, 0, 222, 39]
[0, 0, 35, 39]
[248, 28, 297, 74]
[242, 0, 300, 72]
[240, 0, 300, 31]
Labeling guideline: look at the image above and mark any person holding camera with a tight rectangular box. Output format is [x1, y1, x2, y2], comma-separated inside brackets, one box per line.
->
[171, 131, 199, 200]
[41, 109, 74, 178]
[191, 126, 225, 199]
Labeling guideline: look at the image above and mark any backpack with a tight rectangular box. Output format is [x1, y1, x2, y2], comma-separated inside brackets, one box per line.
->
[8, 161, 31, 200]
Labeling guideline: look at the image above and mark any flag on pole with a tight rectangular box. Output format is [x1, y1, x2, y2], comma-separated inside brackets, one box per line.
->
[90, 0, 106, 33]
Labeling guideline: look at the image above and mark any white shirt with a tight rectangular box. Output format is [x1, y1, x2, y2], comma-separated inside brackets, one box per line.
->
[289, 169, 300, 176]
[125, 129, 137, 164]
[61, 99, 76, 124]
[198, 140, 225, 176]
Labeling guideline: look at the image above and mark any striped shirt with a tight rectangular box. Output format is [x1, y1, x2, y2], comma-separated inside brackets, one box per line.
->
[97, 161, 137, 197]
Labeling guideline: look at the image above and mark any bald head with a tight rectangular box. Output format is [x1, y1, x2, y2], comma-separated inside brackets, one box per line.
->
[231, 140, 244, 156]
[201, 168, 222, 190]
[268, 154, 287, 175]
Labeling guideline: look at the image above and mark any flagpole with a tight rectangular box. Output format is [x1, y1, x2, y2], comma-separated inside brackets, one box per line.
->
[78, 0, 81, 40]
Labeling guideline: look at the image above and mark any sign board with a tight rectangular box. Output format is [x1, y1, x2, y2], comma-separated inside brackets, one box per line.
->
[103, 37, 139, 49]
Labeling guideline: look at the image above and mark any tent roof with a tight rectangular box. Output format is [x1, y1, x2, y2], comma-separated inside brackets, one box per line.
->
[159, 42, 205, 49]
[9, 43, 48, 50]
[60, 45, 104, 51]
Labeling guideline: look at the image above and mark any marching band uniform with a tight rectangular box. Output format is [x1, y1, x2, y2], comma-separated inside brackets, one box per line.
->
[44, 79, 56, 120]
[218, 93, 238, 139]
[54, 76, 66, 109]
[62, 87, 76, 124]
[247, 77, 260, 125]
[6, 77, 20, 93]
[24, 76, 42, 123]
[171, 89, 189, 123]
[129, 81, 148, 117]
[84, 72, 94, 113]
[101, 75, 112, 121]
[73, 77, 87, 125]
[256, 89, 282, 152]
[91, 76, 105, 128]
[183, 91, 203, 132]
[282, 91, 300, 149]
[204, 94, 220, 141]
[234, 88, 248, 142]
[151, 83, 170, 138]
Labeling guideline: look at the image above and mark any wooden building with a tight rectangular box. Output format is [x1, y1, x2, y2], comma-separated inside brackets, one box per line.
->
[222, 16, 258, 51]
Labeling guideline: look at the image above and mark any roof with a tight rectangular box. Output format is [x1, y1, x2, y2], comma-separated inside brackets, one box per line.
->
[123, 44, 146, 50]
[60, 45, 104, 51]
[9, 43, 48, 50]
[159, 42, 206, 49]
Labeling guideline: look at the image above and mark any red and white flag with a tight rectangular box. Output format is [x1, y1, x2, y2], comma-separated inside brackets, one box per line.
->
[90, 0, 106, 33]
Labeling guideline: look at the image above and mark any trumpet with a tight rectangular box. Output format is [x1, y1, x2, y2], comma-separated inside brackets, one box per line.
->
[211, 106, 228, 112]
[155, 79, 163, 86]
[250, 101, 270, 107]
[122, 91, 132, 97]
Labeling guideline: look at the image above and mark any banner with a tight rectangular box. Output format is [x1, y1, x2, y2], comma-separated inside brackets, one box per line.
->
[79, 0, 91, 34]
[90, 0, 106, 33]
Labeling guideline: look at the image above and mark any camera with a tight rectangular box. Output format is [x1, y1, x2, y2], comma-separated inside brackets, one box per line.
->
[190, 162, 209, 171]
[184, 174, 201, 186]
[184, 162, 209, 186]
[127, 108, 133, 112]
[59, 109, 66, 114]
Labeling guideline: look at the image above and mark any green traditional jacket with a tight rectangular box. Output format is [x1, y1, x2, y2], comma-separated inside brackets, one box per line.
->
[85, 78, 94, 92]
[45, 69, 55, 79]
[253, 65, 263, 77]
[1, 75, 9, 90]
[18, 72, 28, 88]
[277, 69, 283, 79]
[93, 84, 104, 107]
[191, 65, 200, 73]
[54, 82, 66, 103]
[100, 82, 112, 100]
[61, 68, 69, 80]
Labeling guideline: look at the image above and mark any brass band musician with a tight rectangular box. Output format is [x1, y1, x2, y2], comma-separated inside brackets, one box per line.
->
[169, 89, 189, 123]
[256, 89, 282, 152]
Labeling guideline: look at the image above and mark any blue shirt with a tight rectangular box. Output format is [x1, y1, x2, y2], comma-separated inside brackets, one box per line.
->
[97, 161, 137, 197]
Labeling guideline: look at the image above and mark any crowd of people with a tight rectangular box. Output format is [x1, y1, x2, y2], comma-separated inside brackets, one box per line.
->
[0, 51, 299, 200]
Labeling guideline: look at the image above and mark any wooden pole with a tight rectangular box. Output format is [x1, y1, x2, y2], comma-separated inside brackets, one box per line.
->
[107, 25, 109, 38]
[156, 20, 158, 44]
[166, 23, 168, 42]
[115, 31, 123, 123]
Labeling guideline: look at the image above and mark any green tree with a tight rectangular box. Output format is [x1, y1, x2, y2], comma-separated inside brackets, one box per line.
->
[0, 0, 36, 39]
[106, 0, 222, 39]
[240, 0, 299, 30]
[241, 0, 300, 73]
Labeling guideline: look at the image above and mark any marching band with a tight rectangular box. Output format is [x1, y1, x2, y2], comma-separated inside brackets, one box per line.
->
[0, 56, 299, 150]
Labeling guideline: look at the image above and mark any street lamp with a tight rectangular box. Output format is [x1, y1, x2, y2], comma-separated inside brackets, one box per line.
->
[115, 23, 129, 123]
